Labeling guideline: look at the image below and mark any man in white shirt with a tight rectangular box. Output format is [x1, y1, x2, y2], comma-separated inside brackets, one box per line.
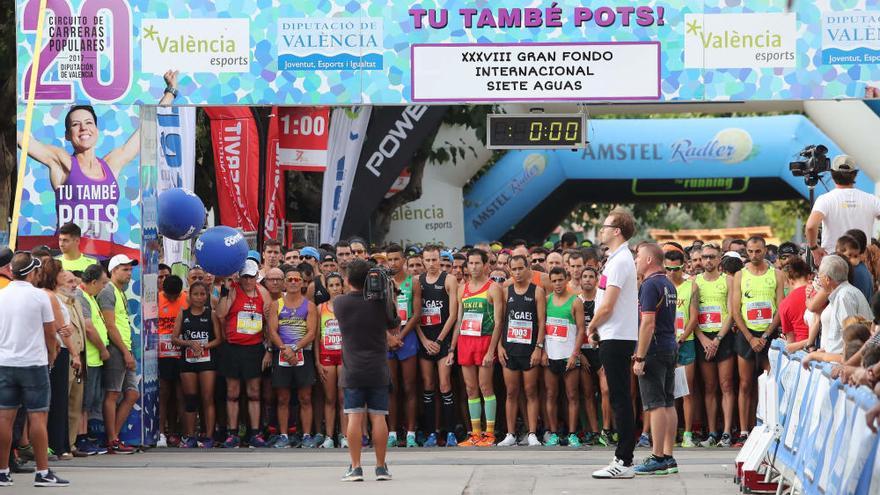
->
[806, 155, 880, 265]
[817, 255, 872, 355]
[589, 208, 639, 479]
[0, 252, 69, 487]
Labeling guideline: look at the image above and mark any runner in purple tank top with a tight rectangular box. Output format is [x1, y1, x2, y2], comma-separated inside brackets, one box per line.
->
[17, 70, 179, 245]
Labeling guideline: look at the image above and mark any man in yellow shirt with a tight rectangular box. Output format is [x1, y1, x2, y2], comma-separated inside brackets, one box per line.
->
[56, 223, 97, 272]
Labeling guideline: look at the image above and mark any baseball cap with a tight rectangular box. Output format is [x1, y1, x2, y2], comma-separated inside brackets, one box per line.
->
[247, 250, 261, 263]
[489, 241, 503, 252]
[239, 258, 259, 277]
[405, 245, 422, 257]
[300, 246, 320, 259]
[321, 253, 337, 263]
[440, 250, 453, 262]
[778, 242, 800, 257]
[0, 247, 12, 267]
[108, 254, 139, 272]
[722, 251, 743, 261]
[831, 155, 857, 172]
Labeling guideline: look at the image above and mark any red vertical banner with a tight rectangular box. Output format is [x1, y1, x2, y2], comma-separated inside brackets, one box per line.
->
[277, 107, 330, 172]
[205, 107, 260, 232]
[264, 108, 286, 241]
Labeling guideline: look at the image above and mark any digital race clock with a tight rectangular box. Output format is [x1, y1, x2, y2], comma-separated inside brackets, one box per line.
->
[487, 114, 587, 150]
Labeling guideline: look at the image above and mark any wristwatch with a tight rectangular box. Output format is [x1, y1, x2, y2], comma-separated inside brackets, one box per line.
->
[164, 86, 178, 98]
[536, 343, 545, 349]
[631, 355, 645, 363]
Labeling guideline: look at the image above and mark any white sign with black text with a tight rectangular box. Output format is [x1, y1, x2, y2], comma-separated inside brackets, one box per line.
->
[411, 42, 660, 102]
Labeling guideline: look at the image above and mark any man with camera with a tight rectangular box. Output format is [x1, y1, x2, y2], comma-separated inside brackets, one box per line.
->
[335, 259, 399, 482]
[806, 155, 880, 265]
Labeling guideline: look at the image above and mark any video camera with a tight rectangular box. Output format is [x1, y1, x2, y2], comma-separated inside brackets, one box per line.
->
[789, 145, 830, 187]
[364, 265, 402, 327]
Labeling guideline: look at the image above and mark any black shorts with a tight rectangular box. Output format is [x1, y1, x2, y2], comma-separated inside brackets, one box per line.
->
[695, 331, 735, 363]
[158, 358, 180, 381]
[547, 358, 579, 375]
[638, 351, 676, 411]
[580, 347, 603, 371]
[218, 343, 265, 381]
[734, 329, 773, 363]
[179, 355, 216, 374]
[504, 354, 534, 371]
[271, 350, 316, 389]
[418, 337, 451, 362]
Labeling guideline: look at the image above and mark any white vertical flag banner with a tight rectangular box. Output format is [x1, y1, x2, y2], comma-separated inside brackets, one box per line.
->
[157, 106, 197, 267]
[320, 107, 371, 244]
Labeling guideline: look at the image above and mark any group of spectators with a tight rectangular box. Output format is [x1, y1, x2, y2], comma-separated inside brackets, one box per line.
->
[4, 155, 880, 484]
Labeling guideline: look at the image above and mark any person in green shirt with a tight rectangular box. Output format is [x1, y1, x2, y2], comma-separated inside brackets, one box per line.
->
[56, 222, 97, 272]
[97, 255, 139, 454]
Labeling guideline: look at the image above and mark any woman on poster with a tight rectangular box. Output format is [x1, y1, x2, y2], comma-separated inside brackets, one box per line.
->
[16, 70, 179, 257]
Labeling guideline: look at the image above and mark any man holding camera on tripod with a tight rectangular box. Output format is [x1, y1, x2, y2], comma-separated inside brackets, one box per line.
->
[806, 155, 880, 265]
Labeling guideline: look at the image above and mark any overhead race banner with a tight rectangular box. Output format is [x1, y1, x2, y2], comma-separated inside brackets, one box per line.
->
[204, 107, 260, 232]
[15, 0, 880, 105]
[340, 105, 447, 239]
[277, 107, 330, 172]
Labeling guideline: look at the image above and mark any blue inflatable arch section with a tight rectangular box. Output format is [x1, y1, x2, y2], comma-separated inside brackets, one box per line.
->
[464, 115, 873, 243]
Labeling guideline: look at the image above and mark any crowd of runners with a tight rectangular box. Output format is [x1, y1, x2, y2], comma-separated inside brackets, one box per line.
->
[5, 155, 880, 485]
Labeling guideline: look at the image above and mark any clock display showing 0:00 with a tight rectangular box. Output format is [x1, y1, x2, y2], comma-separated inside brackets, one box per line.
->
[488, 115, 585, 149]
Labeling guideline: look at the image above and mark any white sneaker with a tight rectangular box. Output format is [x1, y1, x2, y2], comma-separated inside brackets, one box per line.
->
[527, 433, 542, 446]
[340, 436, 349, 449]
[497, 433, 517, 447]
[321, 437, 335, 449]
[157, 434, 168, 448]
[543, 431, 552, 444]
[592, 457, 635, 479]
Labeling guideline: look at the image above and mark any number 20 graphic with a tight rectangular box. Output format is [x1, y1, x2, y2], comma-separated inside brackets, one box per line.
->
[21, 0, 132, 102]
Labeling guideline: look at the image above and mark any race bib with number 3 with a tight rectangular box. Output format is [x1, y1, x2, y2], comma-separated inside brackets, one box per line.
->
[746, 301, 773, 326]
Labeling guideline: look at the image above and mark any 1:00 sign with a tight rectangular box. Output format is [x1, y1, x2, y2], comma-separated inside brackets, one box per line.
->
[21, 0, 132, 102]
[487, 114, 586, 149]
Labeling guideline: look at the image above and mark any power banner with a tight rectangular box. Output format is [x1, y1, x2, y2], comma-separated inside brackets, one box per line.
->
[15, 0, 880, 107]
[339, 106, 447, 239]
[204, 107, 261, 233]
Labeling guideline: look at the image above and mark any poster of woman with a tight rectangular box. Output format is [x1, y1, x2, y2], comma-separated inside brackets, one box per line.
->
[15, 70, 178, 259]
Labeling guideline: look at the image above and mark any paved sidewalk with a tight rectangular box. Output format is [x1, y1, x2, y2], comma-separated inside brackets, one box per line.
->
[8, 447, 741, 494]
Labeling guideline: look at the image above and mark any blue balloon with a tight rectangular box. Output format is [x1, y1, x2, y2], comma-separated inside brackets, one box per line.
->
[194, 226, 248, 277]
[158, 188, 206, 241]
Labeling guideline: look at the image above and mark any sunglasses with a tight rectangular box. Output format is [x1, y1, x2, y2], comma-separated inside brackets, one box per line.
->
[532, 258, 546, 263]
[300, 256, 315, 261]
[664, 266, 683, 271]
[701, 255, 718, 260]
[490, 276, 507, 283]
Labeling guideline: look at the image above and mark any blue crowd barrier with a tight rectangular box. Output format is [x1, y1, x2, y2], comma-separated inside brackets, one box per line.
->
[758, 340, 878, 495]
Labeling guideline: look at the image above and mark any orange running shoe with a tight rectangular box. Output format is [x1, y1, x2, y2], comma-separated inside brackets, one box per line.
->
[476, 433, 496, 447]
[458, 434, 480, 447]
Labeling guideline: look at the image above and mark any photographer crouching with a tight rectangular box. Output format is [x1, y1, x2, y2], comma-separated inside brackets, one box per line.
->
[335, 259, 400, 482]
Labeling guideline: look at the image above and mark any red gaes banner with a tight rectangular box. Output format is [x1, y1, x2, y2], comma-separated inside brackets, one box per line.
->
[205, 107, 260, 232]
[264, 109, 286, 241]
[277, 107, 330, 172]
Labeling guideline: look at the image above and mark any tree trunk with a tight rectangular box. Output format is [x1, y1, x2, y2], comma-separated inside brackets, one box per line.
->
[725, 202, 743, 228]
[0, 75, 16, 232]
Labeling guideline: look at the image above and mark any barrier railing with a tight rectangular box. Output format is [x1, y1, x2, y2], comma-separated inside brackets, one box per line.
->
[735, 340, 879, 495]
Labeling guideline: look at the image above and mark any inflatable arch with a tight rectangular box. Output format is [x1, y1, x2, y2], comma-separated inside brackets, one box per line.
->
[463, 115, 873, 243]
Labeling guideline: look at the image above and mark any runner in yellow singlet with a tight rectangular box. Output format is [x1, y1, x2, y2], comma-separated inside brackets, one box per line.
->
[730, 237, 784, 447]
